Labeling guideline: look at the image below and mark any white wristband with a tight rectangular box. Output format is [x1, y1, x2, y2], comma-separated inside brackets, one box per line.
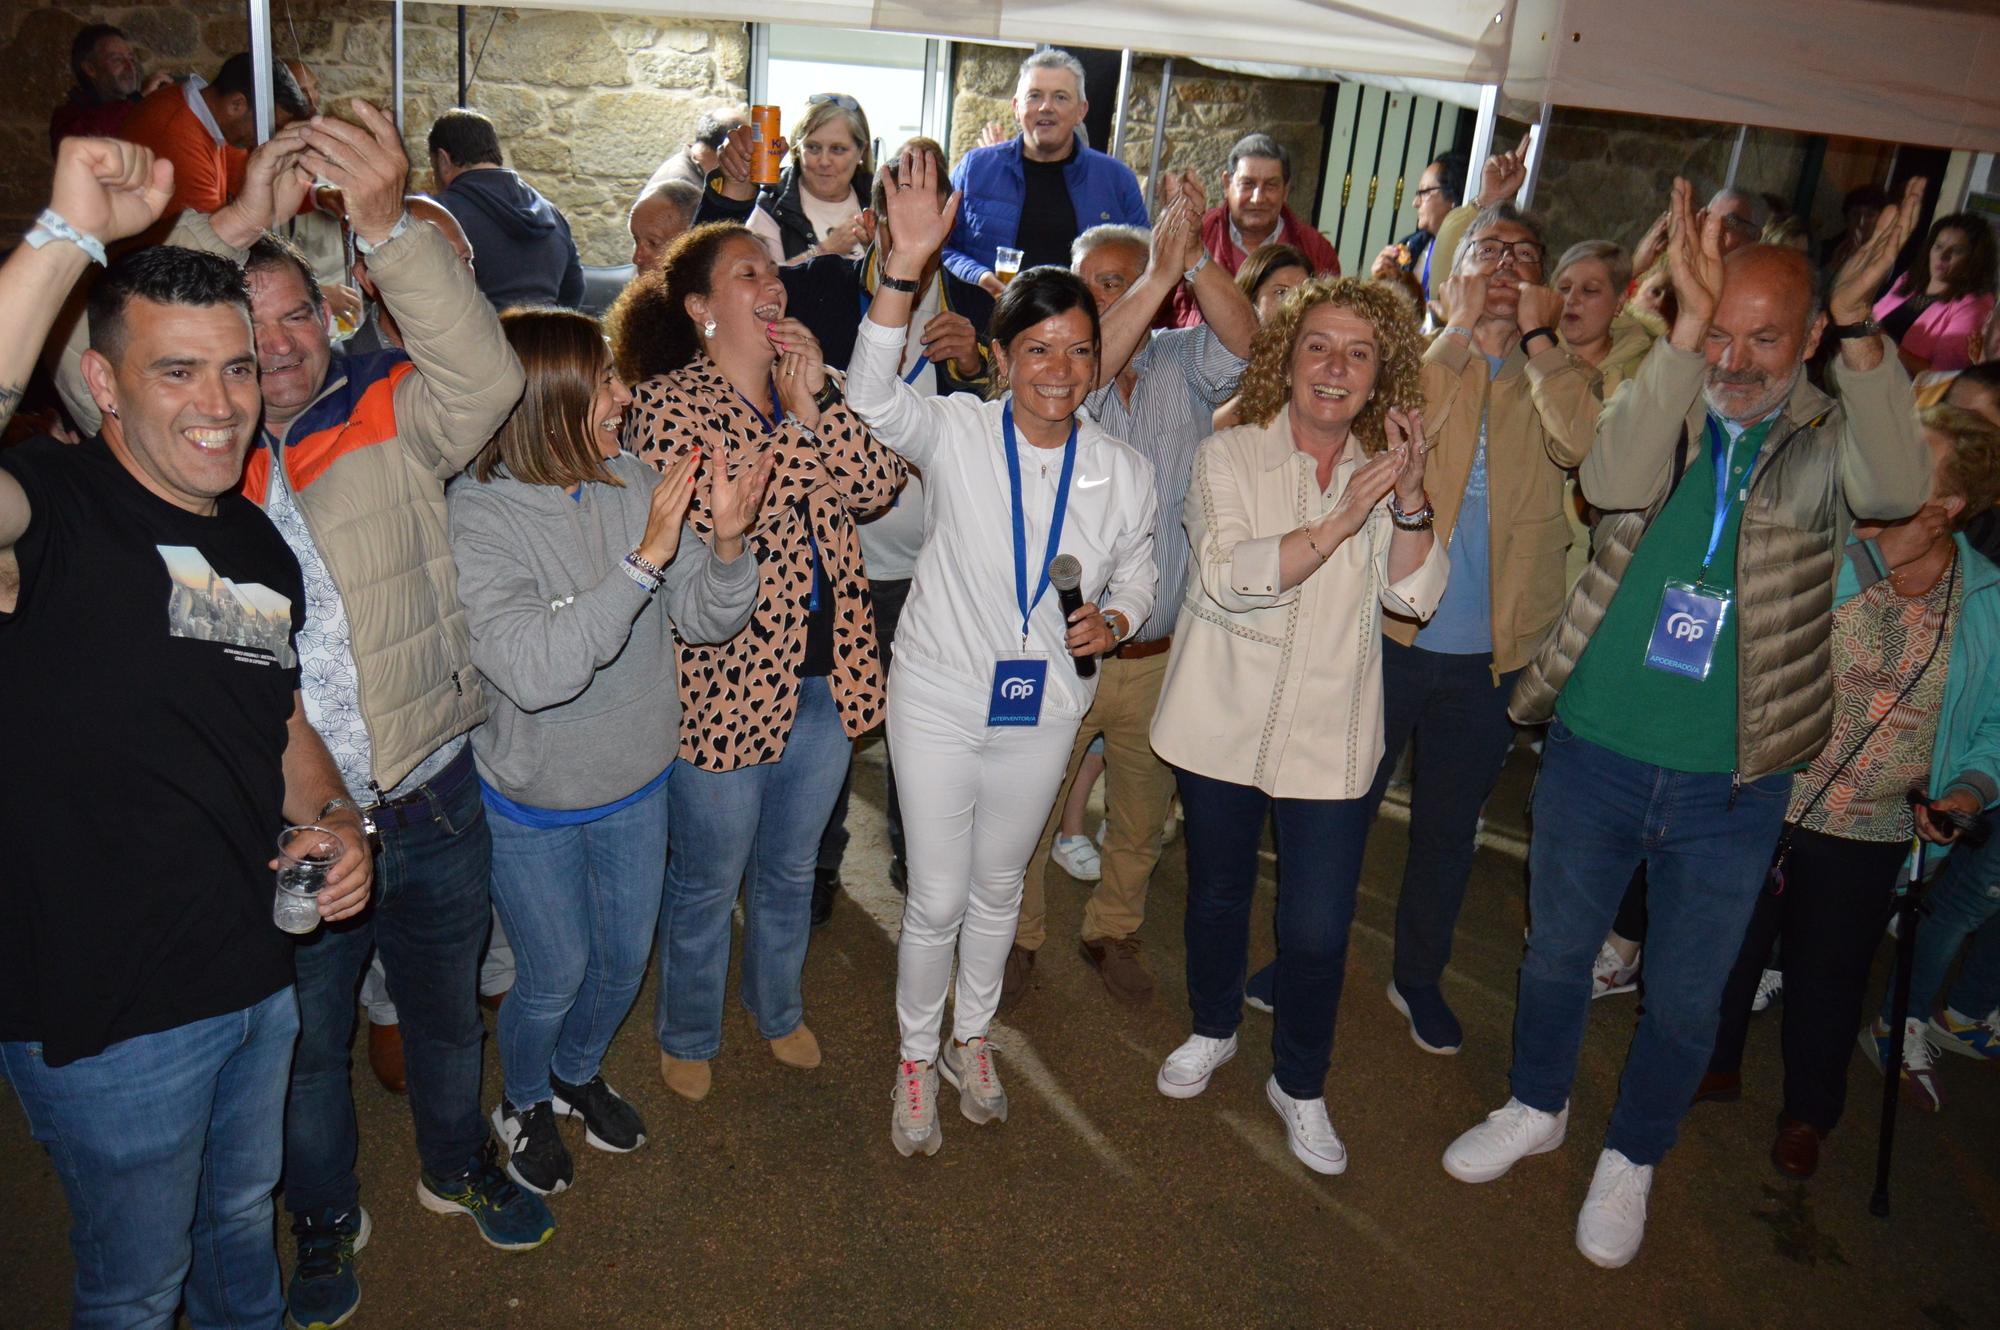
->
[25, 209, 107, 266]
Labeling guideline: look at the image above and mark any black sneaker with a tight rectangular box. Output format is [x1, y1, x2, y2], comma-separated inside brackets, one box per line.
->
[811, 869, 839, 927]
[490, 1098, 573, 1196]
[550, 1072, 648, 1153]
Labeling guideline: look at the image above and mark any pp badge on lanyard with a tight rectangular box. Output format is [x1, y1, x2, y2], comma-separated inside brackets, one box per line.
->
[987, 402, 1078, 727]
[1645, 417, 1752, 680]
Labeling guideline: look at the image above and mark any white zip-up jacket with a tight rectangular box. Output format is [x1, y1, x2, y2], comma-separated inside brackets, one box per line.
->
[845, 317, 1158, 720]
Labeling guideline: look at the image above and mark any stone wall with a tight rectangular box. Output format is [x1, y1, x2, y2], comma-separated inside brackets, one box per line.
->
[948, 45, 1326, 217]
[0, 0, 746, 264]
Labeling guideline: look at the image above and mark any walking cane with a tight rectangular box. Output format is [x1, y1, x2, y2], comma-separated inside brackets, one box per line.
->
[1869, 837, 1924, 1219]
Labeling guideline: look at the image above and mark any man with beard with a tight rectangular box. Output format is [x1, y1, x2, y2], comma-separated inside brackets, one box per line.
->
[1441, 176, 1931, 1269]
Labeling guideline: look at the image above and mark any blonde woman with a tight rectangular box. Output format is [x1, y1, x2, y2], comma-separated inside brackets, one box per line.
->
[1151, 277, 1443, 1175]
[746, 93, 875, 265]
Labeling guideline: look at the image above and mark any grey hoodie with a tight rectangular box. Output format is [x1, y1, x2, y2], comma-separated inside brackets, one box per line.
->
[447, 452, 758, 809]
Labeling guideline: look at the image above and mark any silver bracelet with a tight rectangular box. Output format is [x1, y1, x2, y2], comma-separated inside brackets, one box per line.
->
[1388, 493, 1435, 531]
[25, 209, 107, 266]
[622, 551, 664, 591]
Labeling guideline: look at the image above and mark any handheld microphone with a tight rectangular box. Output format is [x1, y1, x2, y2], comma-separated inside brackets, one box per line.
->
[1048, 553, 1096, 679]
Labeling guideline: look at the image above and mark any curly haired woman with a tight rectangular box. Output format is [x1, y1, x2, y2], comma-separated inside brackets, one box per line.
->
[1149, 274, 1444, 1176]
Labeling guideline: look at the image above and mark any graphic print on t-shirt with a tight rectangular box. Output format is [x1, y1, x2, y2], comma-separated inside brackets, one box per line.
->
[158, 544, 297, 668]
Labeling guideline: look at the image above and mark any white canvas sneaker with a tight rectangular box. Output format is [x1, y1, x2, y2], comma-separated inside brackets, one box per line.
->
[1156, 1032, 1237, 1099]
[1265, 1078, 1348, 1175]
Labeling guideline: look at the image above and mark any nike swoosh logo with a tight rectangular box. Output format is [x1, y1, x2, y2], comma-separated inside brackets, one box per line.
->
[1076, 476, 1109, 489]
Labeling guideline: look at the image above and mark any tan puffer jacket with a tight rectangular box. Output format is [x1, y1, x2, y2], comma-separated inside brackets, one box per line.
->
[1510, 337, 1930, 781]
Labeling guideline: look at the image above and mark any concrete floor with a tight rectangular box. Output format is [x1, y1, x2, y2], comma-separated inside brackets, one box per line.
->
[4, 739, 1997, 1328]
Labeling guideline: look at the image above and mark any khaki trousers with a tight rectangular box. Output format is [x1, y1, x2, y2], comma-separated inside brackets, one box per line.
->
[1018, 650, 1178, 949]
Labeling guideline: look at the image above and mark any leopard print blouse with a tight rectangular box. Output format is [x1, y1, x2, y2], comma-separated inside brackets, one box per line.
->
[624, 357, 908, 772]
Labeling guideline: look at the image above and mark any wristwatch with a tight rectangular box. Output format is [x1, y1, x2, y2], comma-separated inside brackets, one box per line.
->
[1828, 318, 1882, 340]
[351, 210, 412, 255]
[812, 377, 843, 412]
[1183, 252, 1210, 283]
[877, 272, 921, 295]
[318, 796, 380, 852]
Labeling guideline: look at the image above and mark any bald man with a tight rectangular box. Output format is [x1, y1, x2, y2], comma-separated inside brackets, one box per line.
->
[1446, 178, 1933, 1269]
[629, 180, 698, 272]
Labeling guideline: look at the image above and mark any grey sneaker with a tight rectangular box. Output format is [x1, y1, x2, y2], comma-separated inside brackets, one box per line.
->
[941, 1037, 1010, 1124]
[891, 1059, 943, 1157]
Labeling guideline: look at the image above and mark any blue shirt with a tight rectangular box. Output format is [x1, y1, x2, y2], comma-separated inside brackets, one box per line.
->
[1419, 354, 1506, 654]
[479, 762, 672, 829]
[942, 135, 1148, 290]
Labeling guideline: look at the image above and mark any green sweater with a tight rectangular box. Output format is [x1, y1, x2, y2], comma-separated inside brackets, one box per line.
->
[1558, 415, 1774, 771]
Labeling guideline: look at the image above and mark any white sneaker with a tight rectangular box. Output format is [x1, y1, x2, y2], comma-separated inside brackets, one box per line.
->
[1751, 967, 1783, 1013]
[890, 1059, 943, 1157]
[1590, 941, 1641, 998]
[1156, 1032, 1237, 1099]
[1861, 1017, 1944, 1111]
[1051, 833, 1102, 881]
[1575, 1148, 1654, 1268]
[1442, 1097, 1568, 1182]
[940, 1037, 1009, 1124]
[1265, 1077, 1348, 1175]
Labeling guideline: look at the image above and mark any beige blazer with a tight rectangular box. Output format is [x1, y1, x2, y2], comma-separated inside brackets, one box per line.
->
[1151, 414, 1449, 798]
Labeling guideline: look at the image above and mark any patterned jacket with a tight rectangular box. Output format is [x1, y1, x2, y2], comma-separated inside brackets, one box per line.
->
[625, 360, 907, 770]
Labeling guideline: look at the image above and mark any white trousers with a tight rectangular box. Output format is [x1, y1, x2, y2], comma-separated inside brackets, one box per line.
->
[889, 659, 1081, 1065]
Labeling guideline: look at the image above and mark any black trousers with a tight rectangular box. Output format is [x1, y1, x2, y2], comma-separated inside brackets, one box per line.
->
[1708, 824, 1906, 1131]
[818, 576, 910, 875]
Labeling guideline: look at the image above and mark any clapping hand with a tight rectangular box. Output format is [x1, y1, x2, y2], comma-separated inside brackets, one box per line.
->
[878, 147, 960, 273]
[1631, 209, 1671, 278]
[295, 100, 411, 248]
[706, 447, 777, 556]
[1664, 177, 1727, 331]
[1384, 407, 1428, 508]
[637, 448, 700, 569]
[48, 136, 175, 246]
[1829, 175, 1927, 324]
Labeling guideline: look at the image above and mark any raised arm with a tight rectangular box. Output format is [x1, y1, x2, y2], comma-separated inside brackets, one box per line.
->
[847, 148, 971, 469]
[298, 100, 524, 477]
[1095, 197, 1195, 388]
[1825, 176, 1932, 517]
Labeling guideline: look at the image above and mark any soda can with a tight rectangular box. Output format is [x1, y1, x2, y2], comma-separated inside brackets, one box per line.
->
[751, 105, 783, 186]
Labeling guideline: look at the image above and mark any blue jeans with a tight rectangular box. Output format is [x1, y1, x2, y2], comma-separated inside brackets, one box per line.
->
[658, 676, 850, 1058]
[1514, 720, 1789, 1165]
[287, 756, 492, 1214]
[1176, 766, 1372, 1100]
[488, 779, 671, 1107]
[2, 987, 298, 1330]
[1887, 825, 2000, 1023]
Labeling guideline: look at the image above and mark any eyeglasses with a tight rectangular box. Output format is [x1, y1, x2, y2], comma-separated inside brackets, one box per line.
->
[1413, 185, 1444, 200]
[808, 92, 862, 113]
[1470, 238, 1546, 269]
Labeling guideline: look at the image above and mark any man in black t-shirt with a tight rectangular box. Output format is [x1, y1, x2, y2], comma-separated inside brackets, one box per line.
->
[0, 138, 371, 1327]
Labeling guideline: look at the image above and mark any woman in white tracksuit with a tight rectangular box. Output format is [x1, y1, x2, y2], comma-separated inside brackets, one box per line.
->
[846, 147, 1160, 1156]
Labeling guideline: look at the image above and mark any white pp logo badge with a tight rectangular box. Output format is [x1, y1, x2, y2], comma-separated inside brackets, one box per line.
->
[1665, 611, 1706, 643]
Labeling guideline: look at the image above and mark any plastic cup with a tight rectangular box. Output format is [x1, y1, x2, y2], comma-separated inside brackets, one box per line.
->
[995, 247, 1024, 285]
[274, 824, 342, 935]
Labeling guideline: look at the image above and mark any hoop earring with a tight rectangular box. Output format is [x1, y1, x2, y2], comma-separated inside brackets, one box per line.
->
[702, 318, 717, 338]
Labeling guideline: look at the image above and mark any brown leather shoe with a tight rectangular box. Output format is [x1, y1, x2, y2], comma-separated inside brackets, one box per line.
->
[660, 1051, 712, 1101]
[1691, 1070, 1741, 1106]
[998, 944, 1036, 1013]
[367, 1020, 407, 1095]
[1080, 936, 1155, 1003]
[1771, 1116, 1826, 1179]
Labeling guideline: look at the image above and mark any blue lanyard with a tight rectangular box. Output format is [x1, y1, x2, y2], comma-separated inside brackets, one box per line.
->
[734, 383, 821, 610]
[1700, 415, 1759, 581]
[1002, 402, 1079, 645]
[856, 289, 932, 384]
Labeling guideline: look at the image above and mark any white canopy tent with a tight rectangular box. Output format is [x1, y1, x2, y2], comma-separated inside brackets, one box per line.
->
[260, 2, 2000, 174]
[1503, 0, 2000, 154]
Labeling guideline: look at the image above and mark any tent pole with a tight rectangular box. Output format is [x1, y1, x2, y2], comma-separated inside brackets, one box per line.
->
[457, 7, 468, 107]
[1724, 125, 1748, 189]
[1147, 58, 1175, 201]
[1464, 84, 1499, 187]
[392, 0, 405, 134]
[248, 0, 274, 142]
[1517, 101, 1552, 208]
[1110, 49, 1135, 159]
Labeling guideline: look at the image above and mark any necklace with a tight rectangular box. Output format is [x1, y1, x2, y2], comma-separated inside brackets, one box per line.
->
[1888, 542, 1954, 597]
